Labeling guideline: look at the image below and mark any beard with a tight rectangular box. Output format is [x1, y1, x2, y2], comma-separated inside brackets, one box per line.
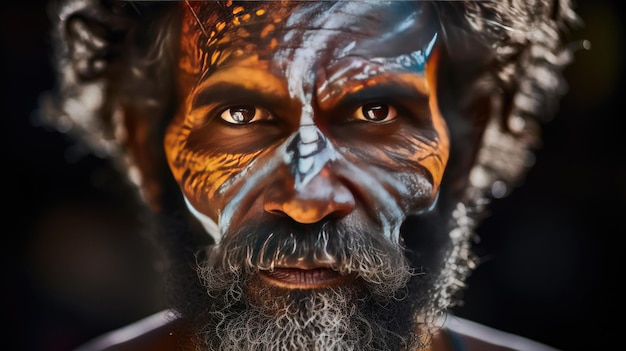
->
[164, 203, 475, 351]
[191, 272, 424, 351]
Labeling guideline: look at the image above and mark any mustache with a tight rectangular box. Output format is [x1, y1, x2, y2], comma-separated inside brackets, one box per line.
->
[204, 218, 413, 291]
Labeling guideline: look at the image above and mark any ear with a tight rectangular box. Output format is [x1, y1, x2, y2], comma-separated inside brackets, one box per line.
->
[41, 0, 181, 212]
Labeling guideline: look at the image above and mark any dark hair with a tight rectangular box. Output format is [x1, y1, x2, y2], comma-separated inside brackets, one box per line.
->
[40, 0, 580, 241]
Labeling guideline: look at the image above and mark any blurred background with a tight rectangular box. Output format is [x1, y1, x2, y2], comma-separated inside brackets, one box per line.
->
[2, 1, 623, 350]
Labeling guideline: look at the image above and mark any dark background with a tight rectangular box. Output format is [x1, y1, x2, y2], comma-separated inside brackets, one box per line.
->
[2, 1, 624, 350]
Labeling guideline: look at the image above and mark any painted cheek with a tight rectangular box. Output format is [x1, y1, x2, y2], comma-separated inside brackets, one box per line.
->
[164, 100, 258, 220]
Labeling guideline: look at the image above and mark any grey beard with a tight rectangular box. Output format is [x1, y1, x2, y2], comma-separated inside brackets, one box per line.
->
[188, 235, 437, 351]
[171, 203, 477, 351]
[192, 263, 431, 351]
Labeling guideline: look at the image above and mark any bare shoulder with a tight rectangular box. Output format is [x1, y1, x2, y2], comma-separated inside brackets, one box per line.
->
[73, 310, 193, 351]
[440, 315, 561, 351]
[73, 310, 560, 351]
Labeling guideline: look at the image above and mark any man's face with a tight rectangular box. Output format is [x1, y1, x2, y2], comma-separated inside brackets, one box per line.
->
[164, 2, 454, 350]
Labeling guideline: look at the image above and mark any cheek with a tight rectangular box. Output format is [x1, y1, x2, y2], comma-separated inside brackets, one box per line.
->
[164, 107, 260, 220]
[397, 171, 436, 213]
[334, 118, 447, 214]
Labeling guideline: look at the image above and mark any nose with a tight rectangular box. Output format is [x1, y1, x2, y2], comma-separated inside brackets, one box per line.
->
[263, 167, 356, 224]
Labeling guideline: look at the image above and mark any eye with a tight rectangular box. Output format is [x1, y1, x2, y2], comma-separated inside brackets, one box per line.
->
[219, 105, 273, 125]
[353, 102, 398, 123]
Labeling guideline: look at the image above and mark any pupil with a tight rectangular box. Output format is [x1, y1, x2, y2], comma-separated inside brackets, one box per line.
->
[364, 103, 388, 121]
[231, 106, 255, 123]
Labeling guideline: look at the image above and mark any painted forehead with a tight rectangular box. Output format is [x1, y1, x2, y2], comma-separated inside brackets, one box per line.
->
[179, 1, 439, 77]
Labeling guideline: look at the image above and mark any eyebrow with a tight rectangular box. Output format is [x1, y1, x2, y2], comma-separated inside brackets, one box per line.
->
[319, 72, 430, 109]
[190, 69, 290, 110]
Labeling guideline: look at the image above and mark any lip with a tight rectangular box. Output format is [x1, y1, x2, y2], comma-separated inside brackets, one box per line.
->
[259, 268, 356, 289]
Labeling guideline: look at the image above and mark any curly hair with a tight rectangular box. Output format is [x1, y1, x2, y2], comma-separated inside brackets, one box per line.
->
[38, 2, 580, 310]
[40, 0, 579, 213]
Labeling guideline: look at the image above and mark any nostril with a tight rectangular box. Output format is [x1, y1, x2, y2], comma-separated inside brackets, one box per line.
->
[263, 199, 287, 216]
[266, 208, 288, 217]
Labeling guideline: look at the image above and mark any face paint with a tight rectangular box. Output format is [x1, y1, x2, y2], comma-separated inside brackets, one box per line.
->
[159, 3, 485, 350]
[46, 0, 580, 349]
[164, 1, 449, 246]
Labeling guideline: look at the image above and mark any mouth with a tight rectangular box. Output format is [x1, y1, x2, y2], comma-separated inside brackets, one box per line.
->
[259, 268, 356, 289]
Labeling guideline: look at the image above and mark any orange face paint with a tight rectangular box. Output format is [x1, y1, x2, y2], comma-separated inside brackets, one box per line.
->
[165, 1, 449, 242]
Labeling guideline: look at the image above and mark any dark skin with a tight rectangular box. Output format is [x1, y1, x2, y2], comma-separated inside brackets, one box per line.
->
[167, 2, 448, 236]
[158, 2, 474, 350]
[167, 1, 448, 263]
[71, 2, 565, 351]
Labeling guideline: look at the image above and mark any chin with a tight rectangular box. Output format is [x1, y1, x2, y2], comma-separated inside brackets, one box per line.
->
[167, 219, 470, 351]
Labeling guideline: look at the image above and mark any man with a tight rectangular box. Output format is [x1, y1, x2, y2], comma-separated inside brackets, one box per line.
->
[41, 0, 579, 350]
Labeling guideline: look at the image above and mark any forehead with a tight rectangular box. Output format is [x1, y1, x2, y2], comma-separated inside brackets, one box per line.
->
[180, 1, 439, 76]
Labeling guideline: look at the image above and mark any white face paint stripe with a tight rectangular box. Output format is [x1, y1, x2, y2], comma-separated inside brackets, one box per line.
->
[221, 142, 288, 238]
[184, 195, 221, 243]
[333, 153, 406, 244]
[187, 6, 438, 246]
[184, 139, 422, 246]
